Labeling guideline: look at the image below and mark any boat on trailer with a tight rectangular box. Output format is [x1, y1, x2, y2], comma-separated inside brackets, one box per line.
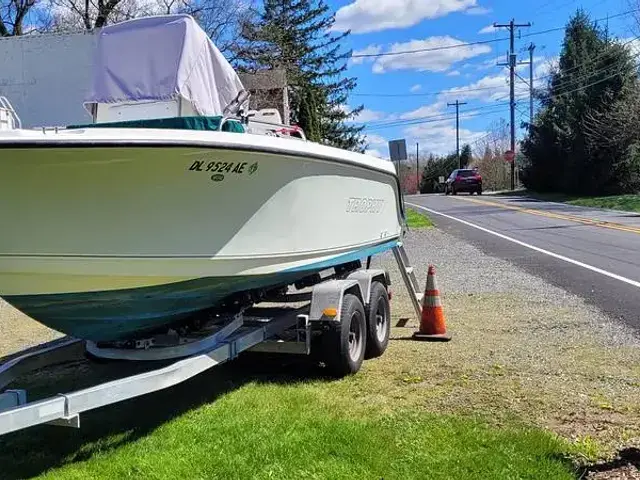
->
[0, 14, 405, 344]
[0, 15, 430, 437]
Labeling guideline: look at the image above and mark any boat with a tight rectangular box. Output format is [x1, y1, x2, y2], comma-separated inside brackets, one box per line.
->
[0, 14, 404, 343]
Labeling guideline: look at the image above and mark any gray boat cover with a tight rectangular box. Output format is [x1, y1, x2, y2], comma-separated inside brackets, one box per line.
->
[83, 14, 244, 117]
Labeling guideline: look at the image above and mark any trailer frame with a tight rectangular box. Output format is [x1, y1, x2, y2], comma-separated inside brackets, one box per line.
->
[0, 243, 422, 437]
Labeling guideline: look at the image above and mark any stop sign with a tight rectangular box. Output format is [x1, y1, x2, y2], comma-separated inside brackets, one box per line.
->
[503, 150, 515, 162]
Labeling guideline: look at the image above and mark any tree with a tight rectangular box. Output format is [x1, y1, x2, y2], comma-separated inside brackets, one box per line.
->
[419, 152, 458, 193]
[36, 0, 251, 54]
[0, 0, 37, 36]
[521, 9, 640, 194]
[233, 0, 365, 151]
[42, 0, 130, 31]
[459, 144, 472, 168]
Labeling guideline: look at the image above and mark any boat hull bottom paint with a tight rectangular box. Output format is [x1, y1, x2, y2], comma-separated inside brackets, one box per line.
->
[2, 240, 399, 342]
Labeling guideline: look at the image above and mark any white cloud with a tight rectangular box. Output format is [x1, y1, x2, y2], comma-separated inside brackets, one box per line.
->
[349, 45, 382, 65]
[370, 36, 492, 74]
[476, 58, 499, 70]
[437, 72, 531, 104]
[364, 134, 389, 159]
[400, 101, 446, 121]
[533, 57, 558, 88]
[365, 148, 384, 158]
[365, 58, 557, 151]
[410, 84, 422, 93]
[353, 108, 385, 123]
[332, 0, 480, 34]
[478, 24, 498, 34]
[465, 6, 491, 15]
[622, 37, 640, 56]
[447, 70, 461, 76]
[364, 133, 388, 148]
[406, 123, 487, 155]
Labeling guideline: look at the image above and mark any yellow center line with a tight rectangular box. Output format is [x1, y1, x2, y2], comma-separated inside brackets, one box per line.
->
[451, 196, 640, 235]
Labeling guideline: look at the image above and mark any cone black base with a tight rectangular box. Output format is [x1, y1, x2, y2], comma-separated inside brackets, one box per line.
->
[412, 332, 452, 342]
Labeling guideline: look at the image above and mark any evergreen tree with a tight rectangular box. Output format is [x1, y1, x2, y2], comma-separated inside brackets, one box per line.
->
[521, 9, 640, 194]
[459, 144, 472, 168]
[420, 152, 458, 193]
[234, 0, 365, 151]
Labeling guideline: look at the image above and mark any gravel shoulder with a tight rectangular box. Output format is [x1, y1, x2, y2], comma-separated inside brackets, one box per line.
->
[1, 226, 640, 474]
[0, 301, 63, 358]
[367, 227, 640, 469]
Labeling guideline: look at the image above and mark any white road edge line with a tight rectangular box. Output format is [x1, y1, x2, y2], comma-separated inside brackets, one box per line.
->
[405, 202, 640, 289]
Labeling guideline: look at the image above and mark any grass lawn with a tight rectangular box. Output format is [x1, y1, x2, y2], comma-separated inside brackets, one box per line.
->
[565, 194, 640, 213]
[1, 369, 580, 480]
[406, 208, 434, 228]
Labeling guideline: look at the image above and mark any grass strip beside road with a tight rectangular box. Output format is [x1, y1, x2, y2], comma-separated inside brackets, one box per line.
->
[566, 194, 640, 213]
[406, 207, 434, 228]
[498, 191, 640, 213]
[5, 382, 579, 480]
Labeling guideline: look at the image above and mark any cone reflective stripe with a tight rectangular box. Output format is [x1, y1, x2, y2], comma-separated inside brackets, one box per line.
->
[413, 265, 451, 341]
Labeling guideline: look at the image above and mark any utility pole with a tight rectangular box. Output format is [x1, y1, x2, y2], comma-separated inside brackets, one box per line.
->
[447, 100, 467, 169]
[494, 18, 531, 190]
[528, 43, 535, 124]
[416, 142, 419, 194]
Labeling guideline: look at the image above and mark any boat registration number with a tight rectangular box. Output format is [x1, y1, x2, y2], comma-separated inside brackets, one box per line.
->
[187, 160, 259, 179]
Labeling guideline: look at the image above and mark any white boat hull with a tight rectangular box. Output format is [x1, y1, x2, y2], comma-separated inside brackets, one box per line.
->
[0, 128, 403, 340]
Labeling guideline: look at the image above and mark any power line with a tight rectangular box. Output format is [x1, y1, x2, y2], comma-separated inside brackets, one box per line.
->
[352, 35, 640, 100]
[350, 9, 639, 59]
[537, 62, 639, 101]
[493, 46, 640, 103]
[357, 51, 640, 134]
[352, 85, 503, 97]
[363, 104, 509, 131]
[362, 102, 509, 128]
[351, 37, 504, 59]
[529, 34, 640, 83]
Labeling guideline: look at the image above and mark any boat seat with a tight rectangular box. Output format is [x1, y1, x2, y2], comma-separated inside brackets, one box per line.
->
[66, 115, 245, 133]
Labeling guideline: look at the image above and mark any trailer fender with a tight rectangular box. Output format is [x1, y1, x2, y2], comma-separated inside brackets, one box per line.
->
[309, 279, 364, 323]
[346, 269, 390, 304]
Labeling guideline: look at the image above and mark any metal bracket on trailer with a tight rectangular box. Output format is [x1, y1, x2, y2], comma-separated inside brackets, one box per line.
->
[85, 314, 244, 361]
[247, 314, 311, 355]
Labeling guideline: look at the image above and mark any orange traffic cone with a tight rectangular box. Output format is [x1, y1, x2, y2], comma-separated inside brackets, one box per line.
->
[413, 265, 451, 342]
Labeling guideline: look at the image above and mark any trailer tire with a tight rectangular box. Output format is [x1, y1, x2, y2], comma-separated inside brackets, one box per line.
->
[364, 281, 390, 359]
[322, 293, 366, 377]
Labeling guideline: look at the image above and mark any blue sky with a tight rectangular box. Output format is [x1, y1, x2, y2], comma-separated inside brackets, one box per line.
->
[326, 0, 638, 158]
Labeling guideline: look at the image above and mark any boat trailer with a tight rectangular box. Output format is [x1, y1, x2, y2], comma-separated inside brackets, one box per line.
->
[0, 244, 422, 437]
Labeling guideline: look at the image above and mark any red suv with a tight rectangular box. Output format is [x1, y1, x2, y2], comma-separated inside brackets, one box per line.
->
[444, 168, 482, 195]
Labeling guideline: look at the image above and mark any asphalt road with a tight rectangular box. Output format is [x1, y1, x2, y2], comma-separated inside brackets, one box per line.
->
[405, 193, 640, 329]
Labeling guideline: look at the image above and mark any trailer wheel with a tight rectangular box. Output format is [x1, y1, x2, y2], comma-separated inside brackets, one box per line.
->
[322, 293, 366, 377]
[364, 281, 390, 359]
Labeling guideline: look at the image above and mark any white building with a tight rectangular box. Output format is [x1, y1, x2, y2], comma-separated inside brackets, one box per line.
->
[0, 31, 99, 128]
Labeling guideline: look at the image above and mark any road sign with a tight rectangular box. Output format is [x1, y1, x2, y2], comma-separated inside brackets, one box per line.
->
[388, 139, 407, 162]
[438, 176, 445, 184]
[503, 150, 515, 162]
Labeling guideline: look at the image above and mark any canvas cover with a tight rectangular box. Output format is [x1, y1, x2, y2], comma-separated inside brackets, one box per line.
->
[83, 14, 245, 117]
